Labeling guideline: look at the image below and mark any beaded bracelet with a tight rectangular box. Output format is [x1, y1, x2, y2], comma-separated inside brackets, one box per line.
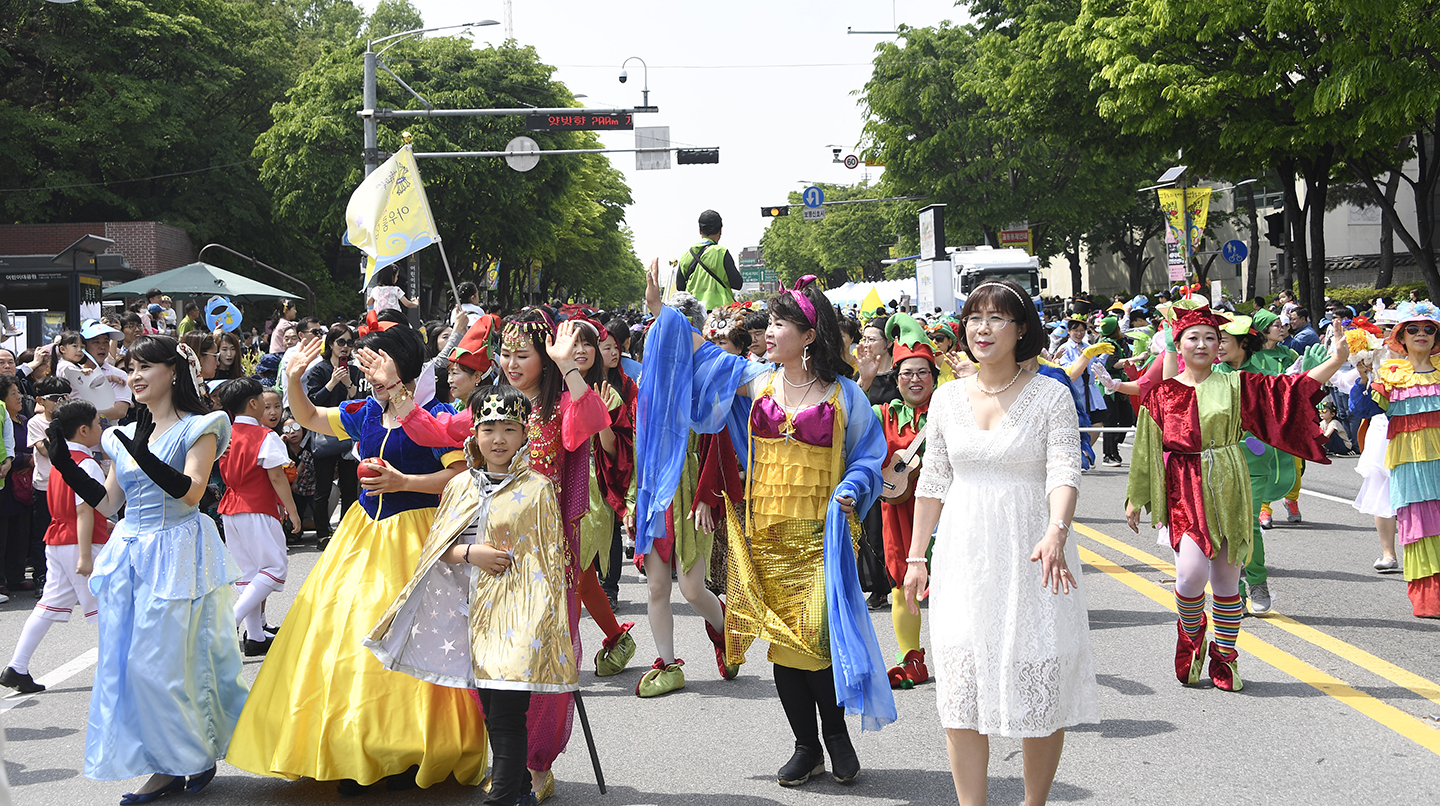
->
[905, 557, 928, 564]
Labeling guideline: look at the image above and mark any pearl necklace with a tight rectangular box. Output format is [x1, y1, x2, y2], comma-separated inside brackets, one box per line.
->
[782, 373, 817, 390]
[975, 367, 1024, 396]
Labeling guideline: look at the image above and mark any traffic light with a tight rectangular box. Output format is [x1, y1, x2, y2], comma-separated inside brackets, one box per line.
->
[1264, 212, 1286, 248]
[676, 148, 719, 165]
[761, 206, 789, 218]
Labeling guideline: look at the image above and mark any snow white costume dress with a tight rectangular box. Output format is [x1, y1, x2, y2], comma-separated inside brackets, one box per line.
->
[227, 398, 487, 788]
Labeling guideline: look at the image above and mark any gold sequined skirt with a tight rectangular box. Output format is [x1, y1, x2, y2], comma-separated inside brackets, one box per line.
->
[724, 505, 830, 672]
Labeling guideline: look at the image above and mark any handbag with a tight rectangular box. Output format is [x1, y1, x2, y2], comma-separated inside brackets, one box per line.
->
[9, 465, 33, 507]
[310, 430, 352, 460]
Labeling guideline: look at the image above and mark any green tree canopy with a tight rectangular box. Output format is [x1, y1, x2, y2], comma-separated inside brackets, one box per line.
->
[255, 28, 641, 314]
[758, 183, 913, 287]
[2, 0, 643, 320]
[1073, 0, 1440, 304]
[861, 5, 1166, 294]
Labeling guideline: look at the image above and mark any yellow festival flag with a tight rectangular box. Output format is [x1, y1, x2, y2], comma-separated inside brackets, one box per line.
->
[860, 285, 886, 317]
[1156, 188, 1211, 255]
[344, 145, 439, 287]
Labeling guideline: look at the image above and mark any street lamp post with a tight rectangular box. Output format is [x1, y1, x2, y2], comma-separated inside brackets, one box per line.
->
[619, 57, 656, 112]
[362, 21, 499, 177]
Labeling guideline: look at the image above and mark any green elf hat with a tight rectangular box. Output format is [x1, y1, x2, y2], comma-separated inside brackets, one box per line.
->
[929, 320, 958, 346]
[1251, 308, 1280, 334]
[1098, 316, 1120, 337]
[1219, 314, 1256, 337]
[885, 312, 937, 369]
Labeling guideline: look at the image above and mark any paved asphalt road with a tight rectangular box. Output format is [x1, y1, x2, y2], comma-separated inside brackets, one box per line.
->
[3, 449, 1439, 805]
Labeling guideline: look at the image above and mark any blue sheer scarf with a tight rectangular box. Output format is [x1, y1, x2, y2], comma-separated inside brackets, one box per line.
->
[825, 379, 895, 730]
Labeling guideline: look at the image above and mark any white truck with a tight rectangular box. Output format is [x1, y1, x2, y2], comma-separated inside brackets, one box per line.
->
[950, 246, 1045, 307]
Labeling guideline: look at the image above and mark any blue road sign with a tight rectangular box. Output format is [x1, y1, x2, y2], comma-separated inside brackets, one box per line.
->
[802, 186, 825, 208]
[1222, 239, 1249, 264]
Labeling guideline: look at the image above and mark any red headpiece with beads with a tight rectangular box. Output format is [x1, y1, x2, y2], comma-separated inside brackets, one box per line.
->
[1171, 304, 1224, 338]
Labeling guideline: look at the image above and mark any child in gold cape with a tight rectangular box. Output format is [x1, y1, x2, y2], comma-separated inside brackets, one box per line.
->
[366, 385, 576, 806]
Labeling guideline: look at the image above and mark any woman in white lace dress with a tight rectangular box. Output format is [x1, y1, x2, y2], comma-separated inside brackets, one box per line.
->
[905, 280, 1098, 806]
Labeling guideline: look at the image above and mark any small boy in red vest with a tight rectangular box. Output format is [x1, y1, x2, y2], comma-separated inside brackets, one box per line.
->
[217, 378, 300, 656]
[0, 399, 107, 694]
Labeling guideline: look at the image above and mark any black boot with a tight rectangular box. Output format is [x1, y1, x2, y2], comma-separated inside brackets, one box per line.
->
[774, 664, 824, 787]
[778, 743, 825, 787]
[824, 730, 861, 784]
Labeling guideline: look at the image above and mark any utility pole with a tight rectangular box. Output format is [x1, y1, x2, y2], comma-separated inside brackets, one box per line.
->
[361, 22, 500, 177]
[363, 49, 378, 177]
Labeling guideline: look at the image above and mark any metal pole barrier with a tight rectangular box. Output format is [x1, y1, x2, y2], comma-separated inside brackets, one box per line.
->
[1077, 427, 1137, 434]
[573, 690, 607, 794]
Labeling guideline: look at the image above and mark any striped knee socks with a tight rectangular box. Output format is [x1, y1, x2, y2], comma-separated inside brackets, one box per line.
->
[1176, 591, 1206, 637]
[1211, 594, 1244, 651]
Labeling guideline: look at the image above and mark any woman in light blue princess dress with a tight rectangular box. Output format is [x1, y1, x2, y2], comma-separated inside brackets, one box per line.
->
[49, 335, 247, 805]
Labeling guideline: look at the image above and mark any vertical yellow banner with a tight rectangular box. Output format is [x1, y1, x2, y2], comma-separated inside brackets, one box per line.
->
[1157, 188, 1211, 255]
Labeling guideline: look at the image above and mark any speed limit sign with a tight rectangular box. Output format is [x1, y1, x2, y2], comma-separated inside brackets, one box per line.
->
[843, 154, 860, 169]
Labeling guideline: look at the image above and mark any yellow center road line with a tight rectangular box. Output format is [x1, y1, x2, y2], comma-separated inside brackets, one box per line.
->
[1075, 522, 1175, 573]
[1074, 522, 1440, 709]
[1077, 545, 1440, 756]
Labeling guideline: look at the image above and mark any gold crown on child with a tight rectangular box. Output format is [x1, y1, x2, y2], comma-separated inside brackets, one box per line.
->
[474, 391, 530, 424]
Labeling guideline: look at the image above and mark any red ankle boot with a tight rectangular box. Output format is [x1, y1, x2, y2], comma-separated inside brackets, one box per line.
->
[887, 664, 909, 689]
[1174, 615, 1208, 686]
[901, 649, 929, 686]
[1208, 643, 1243, 692]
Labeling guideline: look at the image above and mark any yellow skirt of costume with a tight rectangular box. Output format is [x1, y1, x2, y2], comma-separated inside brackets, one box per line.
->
[725, 435, 835, 672]
[226, 504, 488, 787]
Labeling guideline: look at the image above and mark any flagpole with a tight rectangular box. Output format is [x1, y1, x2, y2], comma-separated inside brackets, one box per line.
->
[434, 238, 463, 308]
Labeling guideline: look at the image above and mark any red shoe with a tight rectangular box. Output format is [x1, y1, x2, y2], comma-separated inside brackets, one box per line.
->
[1174, 615, 1208, 686]
[887, 664, 909, 689]
[1283, 498, 1301, 523]
[1208, 643, 1243, 691]
[705, 600, 738, 680]
[1257, 508, 1272, 529]
[901, 649, 930, 686]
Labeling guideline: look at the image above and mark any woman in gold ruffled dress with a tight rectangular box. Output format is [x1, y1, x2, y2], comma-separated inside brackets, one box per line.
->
[227, 323, 487, 795]
[635, 262, 893, 789]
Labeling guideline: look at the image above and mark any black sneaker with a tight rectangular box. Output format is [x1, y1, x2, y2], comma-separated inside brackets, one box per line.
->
[823, 730, 861, 784]
[243, 634, 274, 657]
[264, 623, 281, 637]
[0, 666, 45, 693]
[866, 590, 889, 611]
[778, 743, 825, 787]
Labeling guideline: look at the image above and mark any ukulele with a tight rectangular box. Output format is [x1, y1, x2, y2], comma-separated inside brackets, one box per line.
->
[880, 433, 927, 504]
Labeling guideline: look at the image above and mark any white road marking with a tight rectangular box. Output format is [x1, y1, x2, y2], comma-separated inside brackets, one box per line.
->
[0, 647, 98, 713]
[1298, 488, 1355, 505]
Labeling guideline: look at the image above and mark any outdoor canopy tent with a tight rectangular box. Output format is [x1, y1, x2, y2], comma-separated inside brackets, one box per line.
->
[103, 262, 299, 304]
[824, 278, 918, 309]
